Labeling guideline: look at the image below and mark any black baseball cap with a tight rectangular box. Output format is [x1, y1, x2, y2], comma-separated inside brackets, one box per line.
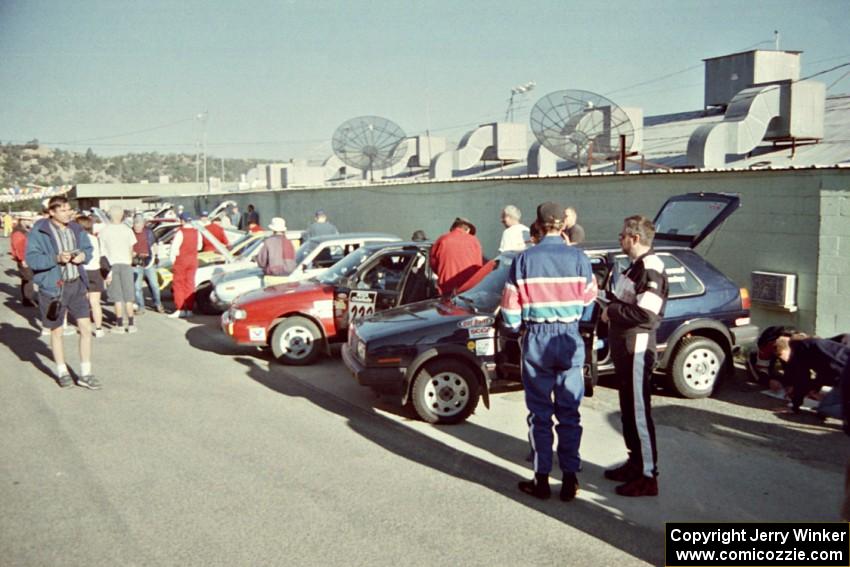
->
[536, 202, 564, 225]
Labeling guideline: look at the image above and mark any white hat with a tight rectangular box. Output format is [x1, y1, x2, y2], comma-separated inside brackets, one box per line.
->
[268, 217, 287, 232]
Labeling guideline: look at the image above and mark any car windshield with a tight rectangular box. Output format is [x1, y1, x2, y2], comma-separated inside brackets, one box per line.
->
[227, 233, 254, 251]
[654, 198, 729, 239]
[316, 247, 372, 284]
[453, 255, 515, 312]
[295, 239, 319, 265]
[235, 237, 264, 258]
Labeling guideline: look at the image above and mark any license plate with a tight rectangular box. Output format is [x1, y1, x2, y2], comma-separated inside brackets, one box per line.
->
[248, 327, 267, 342]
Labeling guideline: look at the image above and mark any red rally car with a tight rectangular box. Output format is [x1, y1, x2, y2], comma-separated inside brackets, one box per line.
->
[221, 241, 439, 365]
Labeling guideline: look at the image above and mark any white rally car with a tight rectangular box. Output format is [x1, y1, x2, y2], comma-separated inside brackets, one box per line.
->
[205, 233, 401, 313]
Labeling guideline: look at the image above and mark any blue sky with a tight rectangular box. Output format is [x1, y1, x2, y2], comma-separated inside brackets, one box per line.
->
[1, 0, 848, 160]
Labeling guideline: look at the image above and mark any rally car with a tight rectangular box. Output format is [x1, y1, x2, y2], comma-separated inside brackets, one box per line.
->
[155, 229, 270, 291]
[208, 233, 400, 312]
[221, 240, 439, 365]
[342, 192, 759, 424]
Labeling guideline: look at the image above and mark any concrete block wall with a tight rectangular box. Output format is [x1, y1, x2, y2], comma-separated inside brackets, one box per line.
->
[174, 168, 850, 337]
[817, 190, 850, 336]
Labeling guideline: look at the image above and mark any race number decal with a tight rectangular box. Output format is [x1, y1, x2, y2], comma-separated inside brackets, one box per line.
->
[348, 290, 377, 322]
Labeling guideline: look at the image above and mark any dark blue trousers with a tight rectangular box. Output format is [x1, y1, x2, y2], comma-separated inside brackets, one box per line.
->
[521, 322, 584, 475]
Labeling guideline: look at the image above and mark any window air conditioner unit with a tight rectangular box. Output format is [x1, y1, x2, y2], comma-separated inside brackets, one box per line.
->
[750, 271, 797, 312]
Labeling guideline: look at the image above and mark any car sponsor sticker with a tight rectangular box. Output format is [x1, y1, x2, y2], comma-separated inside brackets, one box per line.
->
[310, 299, 334, 319]
[248, 326, 267, 342]
[348, 290, 377, 322]
[475, 338, 495, 356]
[468, 326, 495, 339]
[458, 316, 495, 329]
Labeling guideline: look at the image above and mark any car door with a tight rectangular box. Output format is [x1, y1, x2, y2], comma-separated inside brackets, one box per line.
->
[337, 250, 416, 332]
[608, 251, 706, 346]
[398, 249, 438, 305]
[495, 253, 610, 388]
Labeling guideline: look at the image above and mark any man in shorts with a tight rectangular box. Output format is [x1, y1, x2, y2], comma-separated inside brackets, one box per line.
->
[25, 196, 98, 389]
[99, 205, 138, 333]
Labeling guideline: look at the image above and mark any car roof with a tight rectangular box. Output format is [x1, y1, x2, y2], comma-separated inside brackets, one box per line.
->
[305, 232, 400, 243]
[577, 241, 691, 254]
[361, 240, 432, 252]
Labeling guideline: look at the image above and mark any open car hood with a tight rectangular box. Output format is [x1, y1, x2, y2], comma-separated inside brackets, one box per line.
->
[652, 192, 740, 249]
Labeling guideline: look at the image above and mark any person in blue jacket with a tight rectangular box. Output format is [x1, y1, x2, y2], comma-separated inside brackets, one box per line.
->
[500, 202, 597, 502]
[25, 196, 99, 390]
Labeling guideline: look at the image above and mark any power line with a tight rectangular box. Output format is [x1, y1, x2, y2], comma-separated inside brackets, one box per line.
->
[46, 117, 196, 145]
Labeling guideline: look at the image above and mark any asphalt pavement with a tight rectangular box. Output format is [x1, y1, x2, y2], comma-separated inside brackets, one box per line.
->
[0, 250, 847, 567]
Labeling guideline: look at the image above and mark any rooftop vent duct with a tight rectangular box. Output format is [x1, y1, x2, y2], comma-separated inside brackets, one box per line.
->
[704, 49, 801, 109]
[429, 122, 526, 180]
[687, 80, 825, 168]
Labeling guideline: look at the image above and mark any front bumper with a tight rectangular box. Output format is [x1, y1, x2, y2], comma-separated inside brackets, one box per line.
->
[731, 323, 759, 350]
[341, 343, 406, 389]
[220, 309, 267, 345]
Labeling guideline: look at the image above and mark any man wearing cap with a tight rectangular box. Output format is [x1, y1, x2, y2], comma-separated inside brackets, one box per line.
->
[200, 210, 229, 252]
[429, 217, 483, 295]
[168, 213, 202, 318]
[500, 202, 597, 502]
[305, 210, 338, 240]
[256, 217, 297, 283]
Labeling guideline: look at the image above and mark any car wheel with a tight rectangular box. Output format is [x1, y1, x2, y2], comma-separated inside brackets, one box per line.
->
[194, 282, 218, 314]
[668, 336, 726, 398]
[411, 360, 480, 424]
[270, 316, 322, 366]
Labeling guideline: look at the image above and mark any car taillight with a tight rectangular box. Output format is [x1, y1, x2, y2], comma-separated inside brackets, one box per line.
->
[740, 288, 751, 310]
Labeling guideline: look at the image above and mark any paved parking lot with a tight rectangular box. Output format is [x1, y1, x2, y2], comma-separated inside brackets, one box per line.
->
[0, 253, 847, 567]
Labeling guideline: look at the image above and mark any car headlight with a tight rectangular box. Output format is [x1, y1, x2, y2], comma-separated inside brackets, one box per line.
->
[231, 308, 247, 320]
[357, 340, 366, 361]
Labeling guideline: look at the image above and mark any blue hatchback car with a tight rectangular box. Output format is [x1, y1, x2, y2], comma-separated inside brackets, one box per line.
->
[343, 193, 759, 424]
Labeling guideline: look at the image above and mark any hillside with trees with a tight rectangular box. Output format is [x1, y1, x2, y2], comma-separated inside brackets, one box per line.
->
[0, 140, 261, 187]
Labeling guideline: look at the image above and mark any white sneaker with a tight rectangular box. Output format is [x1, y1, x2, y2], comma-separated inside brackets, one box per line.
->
[167, 310, 182, 318]
[93, 328, 105, 338]
[40, 328, 50, 337]
[126, 325, 138, 334]
[183, 311, 194, 318]
[111, 326, 126, 335]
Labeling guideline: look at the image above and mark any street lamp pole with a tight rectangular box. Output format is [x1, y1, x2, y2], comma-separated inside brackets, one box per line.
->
[197, 111, 209, 192]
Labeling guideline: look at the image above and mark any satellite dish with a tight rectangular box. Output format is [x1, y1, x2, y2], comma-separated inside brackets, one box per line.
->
[332, 116, 407, 180]
[529, 89, 634, 165]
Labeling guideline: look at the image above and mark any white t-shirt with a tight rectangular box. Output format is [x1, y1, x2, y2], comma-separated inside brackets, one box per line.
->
[99, 223, 137, 266]
[83, 233, 102, 271]
[499, 223, 530, 253]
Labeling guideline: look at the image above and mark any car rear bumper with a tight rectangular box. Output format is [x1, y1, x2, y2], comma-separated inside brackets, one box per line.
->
[210, 290, 231, 310]
[731, 323, 759, 350]
[341, 343, 405, 388]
